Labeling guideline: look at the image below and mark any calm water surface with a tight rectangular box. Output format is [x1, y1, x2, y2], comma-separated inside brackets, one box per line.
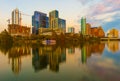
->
[0, 41, 120, 81]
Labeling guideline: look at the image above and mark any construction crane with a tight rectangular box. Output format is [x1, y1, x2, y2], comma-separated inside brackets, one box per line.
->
[7, 11, 31, 33]
[19, 11, 31, 33]
[19, 11, 31, 26]
[7, 11, 31, 25]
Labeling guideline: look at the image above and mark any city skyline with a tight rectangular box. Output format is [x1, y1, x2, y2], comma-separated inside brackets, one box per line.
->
[0, 0, 120, 33]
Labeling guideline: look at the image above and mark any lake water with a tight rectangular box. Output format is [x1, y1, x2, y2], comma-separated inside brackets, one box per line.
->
[0, 41, 120, 81]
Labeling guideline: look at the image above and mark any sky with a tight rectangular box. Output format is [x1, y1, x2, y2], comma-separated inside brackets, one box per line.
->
[0, 0, 120, 33]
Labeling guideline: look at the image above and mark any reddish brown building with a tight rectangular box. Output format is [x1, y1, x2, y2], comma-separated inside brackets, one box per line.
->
[8, 24, 30, 37]
[91, 26, 105, 37]
[86, 23, 91, 35]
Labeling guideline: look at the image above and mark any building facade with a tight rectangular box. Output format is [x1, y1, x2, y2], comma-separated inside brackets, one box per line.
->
[59, 18, 66, 32]
[49, 10, 59, 29]
[81, 17, 86, 35]
[107, 28, 119, 38]
[32, 11, 48, 34]
[91, 26, 105, 37]
[68, 27, 75, 33]
[8, 24, 30, 37]
[86, 23, 91, 35]
[12, 8, 20, 25]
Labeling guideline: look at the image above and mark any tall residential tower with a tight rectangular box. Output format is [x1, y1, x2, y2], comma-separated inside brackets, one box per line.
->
[12, 8, 20, 25]
[49, 10, 59, 29]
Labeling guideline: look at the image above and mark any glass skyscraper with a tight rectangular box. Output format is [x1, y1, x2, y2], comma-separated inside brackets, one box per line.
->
[32, 11, 48, 34]
[81, 17, 86, 35]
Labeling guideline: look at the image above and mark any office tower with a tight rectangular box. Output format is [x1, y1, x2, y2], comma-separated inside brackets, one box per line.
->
[81, 17, 86, 35]
[46, 17, 49, 28]
[12, 8, 20, 25]
[59, 18, 66, 28]
[32, 11, 48, 34]
[59, 18, 66, 32]
[49, 10, 59, 29]
[86, 23, 91, 35]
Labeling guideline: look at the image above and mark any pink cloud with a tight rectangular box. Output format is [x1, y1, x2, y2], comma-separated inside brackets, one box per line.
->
[89, 0, 120, 16]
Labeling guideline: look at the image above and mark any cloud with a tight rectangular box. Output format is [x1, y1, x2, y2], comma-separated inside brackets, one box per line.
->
[78, 0, 120, 32]
[77, 0, 95, 5]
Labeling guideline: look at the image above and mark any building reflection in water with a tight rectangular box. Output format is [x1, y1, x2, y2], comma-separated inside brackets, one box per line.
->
[8, 46, 31, 75]
[107, 41, 119, 53]
[32, 48, 48, 72]
[68, 47, 75, 54]
[32, 46, 66, 72]
[81, 43, 105, 64]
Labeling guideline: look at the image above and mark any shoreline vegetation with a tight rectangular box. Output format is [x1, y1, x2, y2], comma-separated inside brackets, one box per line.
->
[0, 30, 119, 54]
[0, 30, 100, 46]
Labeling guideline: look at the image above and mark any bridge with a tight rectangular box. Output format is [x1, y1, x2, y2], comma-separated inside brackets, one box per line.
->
[100, 37, 120, 41]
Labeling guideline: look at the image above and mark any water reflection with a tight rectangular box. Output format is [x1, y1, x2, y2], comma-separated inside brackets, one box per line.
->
[81, 43, 105, 64]
[0, 41, 120, 81]
[32, 46, 66, 72]
[107, 41, 119, 53]
[8, 46, 31, 75]
[68, 47, 75, 54]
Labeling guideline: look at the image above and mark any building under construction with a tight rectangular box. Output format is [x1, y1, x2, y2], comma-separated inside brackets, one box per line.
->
[8, 24, 30, 37]
[8, 8, 31, 37]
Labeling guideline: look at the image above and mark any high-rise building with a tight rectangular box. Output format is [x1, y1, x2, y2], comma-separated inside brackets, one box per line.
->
[12, 8, 20, 25]
[49, 10, 66, 33]
[59, 18, 66, 32]
[49, 10, 59, 29]
[86, 23, 91, 35]
[32, 11, 48, 34]
[46, 17, 49, 28]
[81, 17, 86, 35]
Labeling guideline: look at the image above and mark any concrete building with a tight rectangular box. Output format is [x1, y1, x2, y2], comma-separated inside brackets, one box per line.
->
[86, 23, 91, 35]
[81, 17, 86, 35]
[107, 28, 119, 38]
[91, 26, 105, 37]
[32, 11, 48, 34]
[8, 24, 30, 37]
[12, 8, 20, 25]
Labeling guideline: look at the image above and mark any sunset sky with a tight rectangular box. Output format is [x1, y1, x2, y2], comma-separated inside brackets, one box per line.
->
[0, 0, 120, 33]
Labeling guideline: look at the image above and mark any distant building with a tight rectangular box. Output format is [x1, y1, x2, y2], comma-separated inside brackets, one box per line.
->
[49, 10, 66, 33]
[86, 23, 91, 35]
[49, 10, 59, 29]
[91, 26, 105, 37]
[8, 24, 30, 37]
[98, 26, 105, 37]
[32, 11, 48, 34]
[81, 17, 86, 35]
[107, 28, 119, 38]
[12, 8, 20, 25]
[46, 17, 49, 28]
[68, 27, 75, 33]
[59, 18, 66, 32]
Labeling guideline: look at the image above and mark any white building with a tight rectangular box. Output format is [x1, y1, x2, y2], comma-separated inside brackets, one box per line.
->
[12, 8, 20, 25]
